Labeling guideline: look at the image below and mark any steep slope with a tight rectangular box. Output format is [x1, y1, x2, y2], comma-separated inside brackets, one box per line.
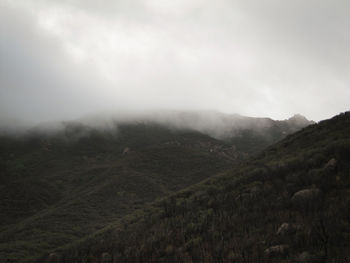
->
[0, 113, 312, 262]
[50, 112, 350, 263]
[0, 123, 235, 263]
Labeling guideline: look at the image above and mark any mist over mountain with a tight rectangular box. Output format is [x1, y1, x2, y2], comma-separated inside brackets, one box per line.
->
[5, 110, 313, 140]
[38, 112, 350, 263]
[0, 110, 315, 262]
[1, 0, 349, 262]
[1, 110, 314, 157]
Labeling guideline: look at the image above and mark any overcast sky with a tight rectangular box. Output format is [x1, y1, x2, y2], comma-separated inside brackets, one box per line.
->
[1, 0, 349, 127]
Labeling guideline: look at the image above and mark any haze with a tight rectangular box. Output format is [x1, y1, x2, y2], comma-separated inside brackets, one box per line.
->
[1, 0, 349, 128]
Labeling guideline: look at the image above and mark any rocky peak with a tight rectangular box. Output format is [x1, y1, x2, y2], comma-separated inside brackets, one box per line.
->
[287, 114, 314, 126]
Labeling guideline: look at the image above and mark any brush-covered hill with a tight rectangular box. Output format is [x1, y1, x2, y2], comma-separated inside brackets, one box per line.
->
[0, 113, 312, 262]
[0, 123, 233, 262]
[88, 111, 314, 154]
[44, 111, 350, 263]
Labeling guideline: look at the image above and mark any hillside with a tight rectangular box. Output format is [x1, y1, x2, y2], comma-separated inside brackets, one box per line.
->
[44, 111, 350, 263]
[0, 123, 233, 262]
[0, 113, 312, 262]
[87, 111, 314, 154]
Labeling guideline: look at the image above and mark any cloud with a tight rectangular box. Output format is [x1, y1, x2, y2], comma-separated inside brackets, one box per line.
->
[0, 0, 349, 128]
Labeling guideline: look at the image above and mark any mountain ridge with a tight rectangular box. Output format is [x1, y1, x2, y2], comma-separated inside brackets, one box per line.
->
[0, 112, 314, 262]
[39, 111, 350, 263]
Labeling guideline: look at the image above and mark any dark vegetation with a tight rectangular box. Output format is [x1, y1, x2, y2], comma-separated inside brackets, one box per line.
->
[0, 115, 313, 262]
[38, 112, 350, 263]
[0, 123, 234, 263]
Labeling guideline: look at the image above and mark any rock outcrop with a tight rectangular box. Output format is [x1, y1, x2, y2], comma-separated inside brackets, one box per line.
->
[291, 188, 321, 204]
[264, 244, 289, 257]
[324, 158, 337, 170]
[276, 222, 297, 236]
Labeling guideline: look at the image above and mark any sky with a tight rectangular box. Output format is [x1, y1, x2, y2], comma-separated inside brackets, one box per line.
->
[1, 0, 349, 128]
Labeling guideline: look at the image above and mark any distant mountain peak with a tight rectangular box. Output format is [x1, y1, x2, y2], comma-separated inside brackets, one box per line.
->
[287, 114, 314, 126]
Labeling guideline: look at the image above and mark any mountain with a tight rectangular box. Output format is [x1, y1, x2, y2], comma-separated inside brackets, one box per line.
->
[0, 112, 313, 262]
[38, 111, 350, 263]
[122, 111, 315, 154]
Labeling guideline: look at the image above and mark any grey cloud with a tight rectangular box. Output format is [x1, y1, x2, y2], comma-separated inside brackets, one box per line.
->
[0, 3, 121, 125]
[0, 0, 349, 130]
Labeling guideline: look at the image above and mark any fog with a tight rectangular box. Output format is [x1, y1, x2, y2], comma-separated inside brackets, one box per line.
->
[0, 109, 310, 147]
[1, 0, 349, 130]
